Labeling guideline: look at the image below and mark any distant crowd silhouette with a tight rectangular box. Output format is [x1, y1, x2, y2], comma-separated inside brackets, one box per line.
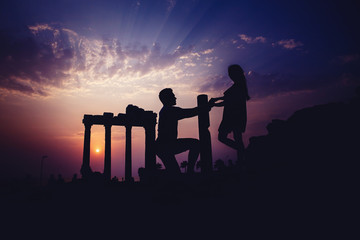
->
[156, 64, 250, 175]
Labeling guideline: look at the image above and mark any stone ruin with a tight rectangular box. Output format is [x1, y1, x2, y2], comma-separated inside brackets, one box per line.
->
[80, 95, 213, 182]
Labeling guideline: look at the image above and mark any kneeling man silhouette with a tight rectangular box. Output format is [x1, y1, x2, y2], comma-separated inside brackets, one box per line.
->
[156, 88, 213, 174]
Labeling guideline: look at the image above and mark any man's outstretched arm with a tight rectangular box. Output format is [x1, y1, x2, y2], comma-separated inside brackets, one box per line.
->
[176, 104, 212, 120]
[176, 107, 200, 120]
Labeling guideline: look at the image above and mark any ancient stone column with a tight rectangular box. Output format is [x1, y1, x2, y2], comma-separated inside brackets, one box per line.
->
[197, 94, 213, 173]
[81, 120, 92, 177]
[145, 122, 156, 171]
[125, 125, 133, 182]
[104, 124, 112, 180]
[102, 112, 114, 181]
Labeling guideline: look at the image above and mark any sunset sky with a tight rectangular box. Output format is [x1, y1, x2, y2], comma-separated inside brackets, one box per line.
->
[1, 0, 359, 180]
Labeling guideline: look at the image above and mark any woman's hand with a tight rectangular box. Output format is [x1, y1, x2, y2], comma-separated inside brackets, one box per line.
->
[209, 97, 224, 107]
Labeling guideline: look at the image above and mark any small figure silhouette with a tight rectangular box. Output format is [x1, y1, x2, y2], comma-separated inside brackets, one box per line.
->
[211, 64, 250, 166]
[71, 173, 78, 183]
[156, 88, 212, 174]
[57, 174, 65, 184]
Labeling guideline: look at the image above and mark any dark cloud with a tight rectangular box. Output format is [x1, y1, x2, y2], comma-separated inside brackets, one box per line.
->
[0, 24, 75, 95]
[0, 77, 37, 95]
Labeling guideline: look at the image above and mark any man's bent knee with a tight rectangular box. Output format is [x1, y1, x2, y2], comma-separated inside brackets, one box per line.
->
[157, 154, 180, 173]
[188, 138, 200, 151]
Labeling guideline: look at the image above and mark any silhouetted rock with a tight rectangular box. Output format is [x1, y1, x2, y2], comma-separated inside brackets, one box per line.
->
[246, 92, 360, 191]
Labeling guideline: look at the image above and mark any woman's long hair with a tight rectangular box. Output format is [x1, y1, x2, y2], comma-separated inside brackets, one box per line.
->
[228, 64, 250, 100]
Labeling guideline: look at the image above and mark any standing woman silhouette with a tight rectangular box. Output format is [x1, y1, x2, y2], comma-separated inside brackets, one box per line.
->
[211, 64, 250, 166]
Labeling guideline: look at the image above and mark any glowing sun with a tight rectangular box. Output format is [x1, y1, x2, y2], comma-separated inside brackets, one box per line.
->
[95, 149, 100, 153]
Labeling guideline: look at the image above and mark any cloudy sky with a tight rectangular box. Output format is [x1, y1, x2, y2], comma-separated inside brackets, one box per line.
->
[1, 0, 359, 180]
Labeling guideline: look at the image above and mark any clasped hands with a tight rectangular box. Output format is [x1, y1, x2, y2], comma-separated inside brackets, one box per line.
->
[201, 97, 224, 112]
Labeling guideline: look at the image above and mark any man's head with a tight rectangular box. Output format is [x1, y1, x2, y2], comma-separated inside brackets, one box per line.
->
[159, 88, 176, 106]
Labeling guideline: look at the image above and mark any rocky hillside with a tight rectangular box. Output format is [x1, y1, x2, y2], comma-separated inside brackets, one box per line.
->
[246, 88, 360, 187]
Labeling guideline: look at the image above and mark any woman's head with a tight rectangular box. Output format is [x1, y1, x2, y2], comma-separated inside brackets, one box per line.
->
[228, 64, 244, 82]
